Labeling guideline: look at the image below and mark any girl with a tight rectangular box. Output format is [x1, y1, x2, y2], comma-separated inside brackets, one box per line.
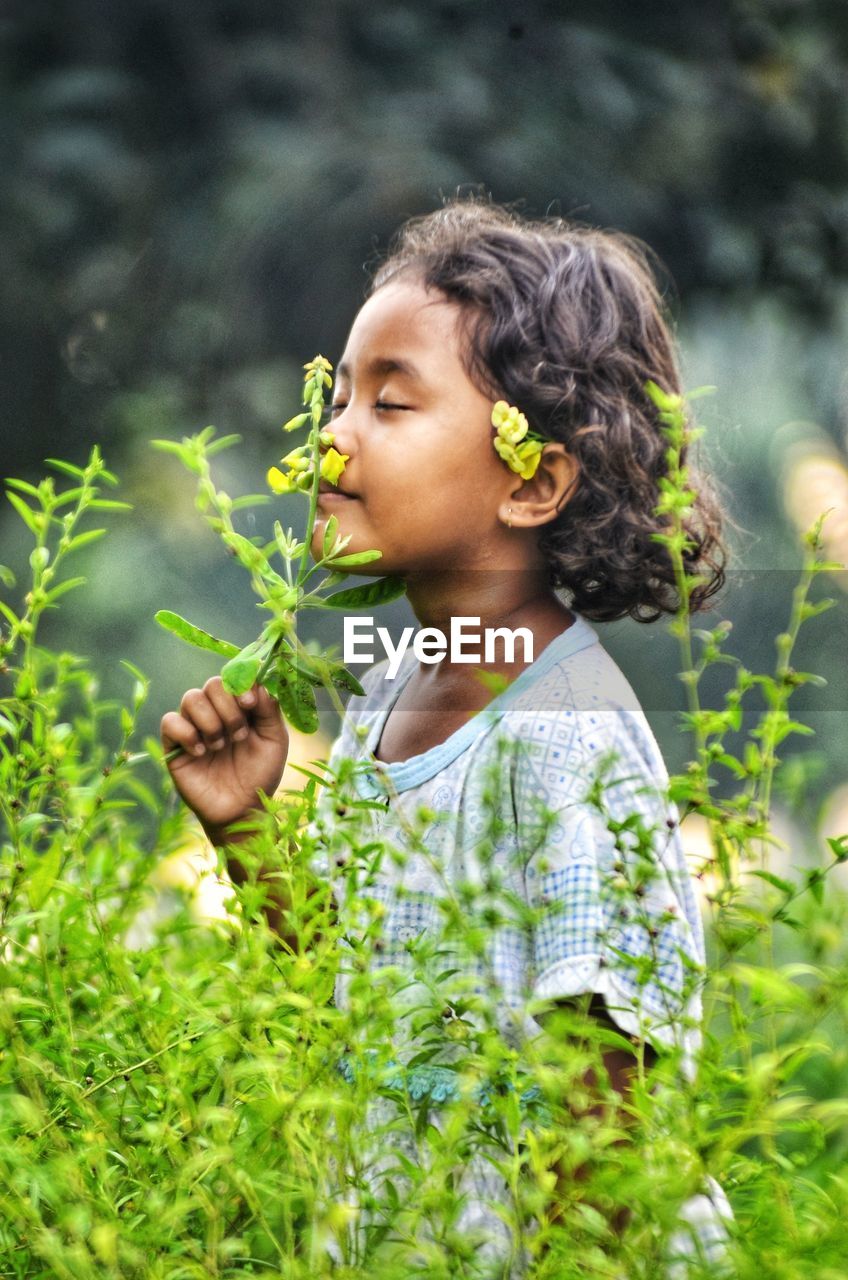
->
[161, 199, 735, 1275]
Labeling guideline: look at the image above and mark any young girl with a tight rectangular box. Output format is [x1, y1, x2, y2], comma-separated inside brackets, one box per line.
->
[161, 200, 735, 1275]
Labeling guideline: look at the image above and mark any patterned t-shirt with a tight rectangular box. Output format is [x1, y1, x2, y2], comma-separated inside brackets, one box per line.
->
[307, 613, 734, 1275]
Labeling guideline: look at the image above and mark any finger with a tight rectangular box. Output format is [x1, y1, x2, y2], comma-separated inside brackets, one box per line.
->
[203, 677, 250, 742]
[160, 710, 208, 759]
[178, 688, 228, 750]
[240, 683, 287, 738]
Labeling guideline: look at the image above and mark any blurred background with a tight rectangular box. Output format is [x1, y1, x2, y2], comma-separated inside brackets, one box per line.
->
[4, 0, 848, 862]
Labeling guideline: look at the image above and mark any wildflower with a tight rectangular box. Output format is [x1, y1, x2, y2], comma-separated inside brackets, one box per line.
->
[319, 447, 349, 486]
[493, 435, 544, 481]
[303, 354, 333, 388]
[492, 400, 530, 445]
[281, 412, 309, 433]
[280, 447, 312, 473]
[266, 466, 299, 495]
[491, 400, 546, 480]
[304, 355, 333, 375]
[269, 354, 342, 497]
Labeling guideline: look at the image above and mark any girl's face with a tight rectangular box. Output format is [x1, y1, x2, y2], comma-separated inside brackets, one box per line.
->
[313, 278, 519, 577]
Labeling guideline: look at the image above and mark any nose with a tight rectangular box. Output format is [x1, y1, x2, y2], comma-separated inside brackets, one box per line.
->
[322, 401, 358, 459]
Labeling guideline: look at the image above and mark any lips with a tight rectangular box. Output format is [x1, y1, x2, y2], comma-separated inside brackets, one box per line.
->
[317, 483, 358, 499]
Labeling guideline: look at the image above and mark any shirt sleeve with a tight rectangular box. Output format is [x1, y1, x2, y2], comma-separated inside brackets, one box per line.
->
[506, 704, 706, 1075]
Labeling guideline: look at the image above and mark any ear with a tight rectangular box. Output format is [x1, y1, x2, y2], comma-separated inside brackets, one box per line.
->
[498, 442, 579, 529]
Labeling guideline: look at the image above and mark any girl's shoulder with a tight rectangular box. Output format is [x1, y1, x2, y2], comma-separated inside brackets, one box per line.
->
[499, 633, 668, 786]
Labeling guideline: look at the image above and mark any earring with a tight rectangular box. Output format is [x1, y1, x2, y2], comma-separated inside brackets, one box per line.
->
[507, 506, 513, 528]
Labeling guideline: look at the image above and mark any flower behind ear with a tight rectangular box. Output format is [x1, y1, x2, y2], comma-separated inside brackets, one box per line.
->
[492, 401, 546, 479]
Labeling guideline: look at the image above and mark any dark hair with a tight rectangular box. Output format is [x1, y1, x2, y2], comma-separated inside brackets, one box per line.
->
[369, 198, 726, 622]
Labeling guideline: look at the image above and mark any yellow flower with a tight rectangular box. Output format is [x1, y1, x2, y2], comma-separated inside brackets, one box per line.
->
[491, 400, 529, 445]
[493, 436, 518, 467]
[281, 412, 309, 433]
[280, 447, 312, 472]
[492, 399, 546, 479]
[515, 439, 544, 479]
[491, 401, 510, 429]
[319, 447, 349, 486]
[303, 354, 333, 388]
[493, 435, 544, 481]
[267, 466, 299, 495]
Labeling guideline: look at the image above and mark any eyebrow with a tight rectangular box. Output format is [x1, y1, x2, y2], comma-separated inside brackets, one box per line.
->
[336, 356, 424, 385]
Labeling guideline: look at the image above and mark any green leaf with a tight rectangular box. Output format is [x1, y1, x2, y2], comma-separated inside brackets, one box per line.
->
[221, 652, 263, 696]
[44, 458, 85, 479]
[0, 564, 15, 589]
[154, 610, 240, 658]
[123, 669, 148, 695]
[223, 531, 270, 573]
[748, 869, 794, 895]
[285, 648, 328, 688]
[52, 487, 85, 508]
[800, 598, 835, 621]
[63, 528, 107, 553]
[6, 491, 42, 535]
[87, 499, 133, 511]
[326, 661, 366, 697]
[286, 648, 365, 698]
[322, 514, 339, 558]
[805, 868, 825, 905]
[827, 835, 848, 862]
[18, 813, 50, 837]
[320, 576, 407, 610]
[150, 438, 189, 458]
[5, 478, 43, 499]
[205, 434, 242, 456]
[230, 494, 272, 511]
[28, 843, 62, 910]
[44, 577, 87, 604]
[328, 549, 383, 568]
[267, 663, 319, 733]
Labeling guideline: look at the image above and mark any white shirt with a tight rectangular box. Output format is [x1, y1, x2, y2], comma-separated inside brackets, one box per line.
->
[307, 614, 734, 1274]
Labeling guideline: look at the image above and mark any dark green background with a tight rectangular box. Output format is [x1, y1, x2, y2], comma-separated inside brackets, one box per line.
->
[3, 0, 848, 831]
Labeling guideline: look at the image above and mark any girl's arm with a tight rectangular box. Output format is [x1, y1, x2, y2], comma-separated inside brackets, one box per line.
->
[540, 995, 658, 1239]
[161, 678, 295, 942]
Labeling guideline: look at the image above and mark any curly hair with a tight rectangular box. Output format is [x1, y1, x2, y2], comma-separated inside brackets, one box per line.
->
[369, 198, 726, 622]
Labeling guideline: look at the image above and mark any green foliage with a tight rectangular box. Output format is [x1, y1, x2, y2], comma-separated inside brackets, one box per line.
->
[2, 427, 848, 1277]
[151, 359, 399, 734]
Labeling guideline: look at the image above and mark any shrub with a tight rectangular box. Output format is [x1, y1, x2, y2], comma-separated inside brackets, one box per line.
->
[1, 419, 848, 1278]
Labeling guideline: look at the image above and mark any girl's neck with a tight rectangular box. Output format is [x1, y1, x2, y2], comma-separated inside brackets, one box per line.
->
[401, 569, 574, 680]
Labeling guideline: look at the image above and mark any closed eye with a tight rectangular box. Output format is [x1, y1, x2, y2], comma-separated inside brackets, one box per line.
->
[326, 401, 411, 415]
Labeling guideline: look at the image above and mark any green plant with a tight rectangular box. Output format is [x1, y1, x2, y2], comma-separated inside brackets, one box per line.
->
[150, 356, 405, 736]
[2, 392, 848, 1278]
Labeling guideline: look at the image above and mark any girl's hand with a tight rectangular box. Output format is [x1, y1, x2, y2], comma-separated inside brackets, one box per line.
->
[160, 678, 289, 841]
